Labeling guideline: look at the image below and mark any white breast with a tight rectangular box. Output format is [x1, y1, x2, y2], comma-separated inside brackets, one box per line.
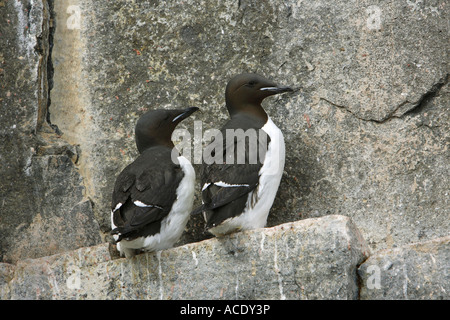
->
[208, 117, 285, 236]
[114, 156, 195, 257]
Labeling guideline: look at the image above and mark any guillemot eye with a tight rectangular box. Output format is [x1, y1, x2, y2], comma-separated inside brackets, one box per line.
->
[247, 81, 257, 86]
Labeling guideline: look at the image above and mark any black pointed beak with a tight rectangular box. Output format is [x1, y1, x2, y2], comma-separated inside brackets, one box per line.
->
[259, 86, 293, 94]
[172, 107, 199, 123]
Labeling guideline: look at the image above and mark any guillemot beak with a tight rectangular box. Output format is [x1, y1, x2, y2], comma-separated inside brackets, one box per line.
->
[259, 86, 293, 94]
[172, 107, 200, 123]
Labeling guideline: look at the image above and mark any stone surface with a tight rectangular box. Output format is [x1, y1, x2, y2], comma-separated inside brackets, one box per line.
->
[0, 0, 448, 293]
[0, 262, 15, 299]
[0, 0, 47, 134]
[1, 242, 111, 300]
[358, 236, 449, 300]
[0, 0, 102, 263]
[45, 0, 448, 252]
[0, 216, 370, 300]
[0, 133, 102, 263]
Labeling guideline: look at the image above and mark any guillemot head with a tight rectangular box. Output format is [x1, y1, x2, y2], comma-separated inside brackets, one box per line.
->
[135, 107, 199, 153]
[225, 73, 293, 119]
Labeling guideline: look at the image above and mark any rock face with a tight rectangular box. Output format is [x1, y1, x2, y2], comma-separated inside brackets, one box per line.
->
[0, 216, 370, 300]
[0, 0, 101, 263]
[358, 236, 449, 299]
[0, 0, 448, 299]
[48, 0, 448, 250]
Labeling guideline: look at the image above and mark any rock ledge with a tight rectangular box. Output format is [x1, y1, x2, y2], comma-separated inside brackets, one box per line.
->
[1, 215, 370, 300]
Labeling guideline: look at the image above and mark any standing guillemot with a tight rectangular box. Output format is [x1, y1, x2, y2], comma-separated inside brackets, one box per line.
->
[111, 107, 198, 258]
[192, 73, 293, 236]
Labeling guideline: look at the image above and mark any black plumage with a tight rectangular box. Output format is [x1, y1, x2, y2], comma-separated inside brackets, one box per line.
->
[196, 113, 270, 229]
[192, 74, 292, 236]
[110, 107, 198, 257]
[111, 147, 184, 241]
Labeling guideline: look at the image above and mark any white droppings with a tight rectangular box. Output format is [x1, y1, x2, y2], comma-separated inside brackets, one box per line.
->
[136, 19, 146, 27]
[23, 150, 33, 176]
[260, 233, 266, 252]
[192, 251, 198, 266]
[402, 264, 409, 299]
[274, 241, 286, 300]
[45, 263, 61, 299]
[66, 266, 81, 291]
[430, 253, 436, 265]
[12, 0, 28, 55]
[235, 272, 239, 299]
[157, 251, 164, 300]
[13, 0, 42, 63]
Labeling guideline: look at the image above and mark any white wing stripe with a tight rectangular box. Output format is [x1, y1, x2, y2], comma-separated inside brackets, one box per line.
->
[214, 181, 250, 188]
[113, 202, 122, 213]
[134, 200, 163, 210]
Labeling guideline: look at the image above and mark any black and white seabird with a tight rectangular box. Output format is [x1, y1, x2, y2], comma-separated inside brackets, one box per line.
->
[192, 73, 293, 236]
[111, 107, 198, 258]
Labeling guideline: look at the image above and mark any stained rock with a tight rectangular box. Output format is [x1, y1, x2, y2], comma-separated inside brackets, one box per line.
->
[358, 236, 449, 300]
[1, 216, 369, 300]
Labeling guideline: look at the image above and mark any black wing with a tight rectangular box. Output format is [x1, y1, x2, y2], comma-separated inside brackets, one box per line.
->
[193, 114, 270, 228]
[111, 146, 184, 241]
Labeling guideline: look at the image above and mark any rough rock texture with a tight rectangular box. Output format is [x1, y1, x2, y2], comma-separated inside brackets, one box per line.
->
[0, 0, 101, 263]
[0, 216, 370, 300]
[358, 236, 449, 300]
[0, 0, 448, 300]
[45, 0, 448, 251]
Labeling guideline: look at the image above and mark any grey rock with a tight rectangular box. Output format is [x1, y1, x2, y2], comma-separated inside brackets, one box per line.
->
[0, 262, 15, 299]
[5, 243, 111, 300]
[0, 0, 102, 263]
[358, 236, 449, 300]
[0, 144, 102, 263]
[1, 215, 370, 300]
[0, 0, 47, 133]
[0, 0, 448, 283]
[45, 0, 448, 252]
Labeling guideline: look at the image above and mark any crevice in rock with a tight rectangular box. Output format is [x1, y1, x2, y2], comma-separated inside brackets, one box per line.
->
[35, 0, 50, 133]
[402, 73, 449, 117]
[34, 133, 80, 163]
[355, 255, 370, 300]
[32, 0, 83, 167]
[319, 97, 368, 122]
[35, 0, 61, 135]
[320, 74, 449, 125]
[44, 0, 62, 136]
